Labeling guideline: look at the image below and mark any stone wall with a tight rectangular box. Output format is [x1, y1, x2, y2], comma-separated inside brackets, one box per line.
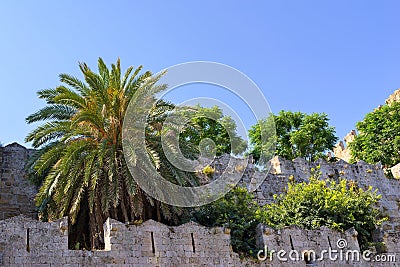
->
[0, 215, 398, 266]
[257, 225, 360, 266]
[0, 215, 247, 267]
[0, 143, 37, 220]
[0, 145, 400, 266]
[103, 218, 242, 266]
[256, 224, 400, 266]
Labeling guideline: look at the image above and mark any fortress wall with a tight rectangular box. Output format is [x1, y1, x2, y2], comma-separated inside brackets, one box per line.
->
[103, 218, 239, 266]
[0, 215, 398, 266]
[0, 146, 400, 266]
[0, 215, 246, 267]
[0, 143, 37, 220]
[257, 224, 400, 266]
[256, 224, 364, 266]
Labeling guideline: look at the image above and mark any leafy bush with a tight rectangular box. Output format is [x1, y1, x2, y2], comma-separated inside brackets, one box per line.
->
[191, 186, 260, 257]
[260, 169, 386, 250]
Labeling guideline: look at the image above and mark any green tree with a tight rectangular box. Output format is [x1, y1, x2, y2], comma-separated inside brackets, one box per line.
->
[349, 101, 400, 171]
[25, 58, 194, 249]
[249, 111, 337, 162]
[144, 103, 247, 188]
[261, 170, 385, 250]
[245, 115, 276, 163]
[179, 105, 247, 156]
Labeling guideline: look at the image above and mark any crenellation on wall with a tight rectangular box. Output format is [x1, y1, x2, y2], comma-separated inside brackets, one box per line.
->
[333, 130, 357, 163]
[3, 214, 398, 266]
[103, 218, 237, 266]
[0, 215, 68, 266]
[0, 215, 248, 267]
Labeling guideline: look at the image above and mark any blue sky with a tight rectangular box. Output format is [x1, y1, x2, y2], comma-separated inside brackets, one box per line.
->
[0, 1, 399, 147]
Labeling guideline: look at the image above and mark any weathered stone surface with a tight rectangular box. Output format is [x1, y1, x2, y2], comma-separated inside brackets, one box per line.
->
[0, 143, 37, 221]
[0, 145, 400, 266]
[386, 88, 400, 105]
[333, 130, 356, 163]
[0, 214, 398, 266]
[391, 163, 400, 179]
[256, 224, 363, 266]
[0, 215, 248, 266]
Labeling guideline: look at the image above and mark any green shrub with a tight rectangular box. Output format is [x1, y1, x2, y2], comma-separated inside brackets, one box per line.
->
[259, 171, 386, 250]
[192, 186, 260, 258]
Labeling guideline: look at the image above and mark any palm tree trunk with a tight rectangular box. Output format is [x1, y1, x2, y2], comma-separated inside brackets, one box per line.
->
[89, 193, 105, 250]
[68, 194, 90, 250]
[120, 189, 129, 223]
[156, 201, 161, 222]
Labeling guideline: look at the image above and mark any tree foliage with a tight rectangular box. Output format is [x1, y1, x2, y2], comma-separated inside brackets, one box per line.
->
[249, 111, 337, 161]
[349, 101, 400, 170]
[144, 100, 201, 188]
[144, 103, 247, 188]
[179, 105, 247, 156]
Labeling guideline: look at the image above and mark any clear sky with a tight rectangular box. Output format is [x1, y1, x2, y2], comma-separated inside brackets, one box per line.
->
[0, 1, 399, 147]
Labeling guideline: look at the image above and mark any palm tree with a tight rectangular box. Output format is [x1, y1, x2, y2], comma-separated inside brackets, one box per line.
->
[25, 58, 194, 249]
